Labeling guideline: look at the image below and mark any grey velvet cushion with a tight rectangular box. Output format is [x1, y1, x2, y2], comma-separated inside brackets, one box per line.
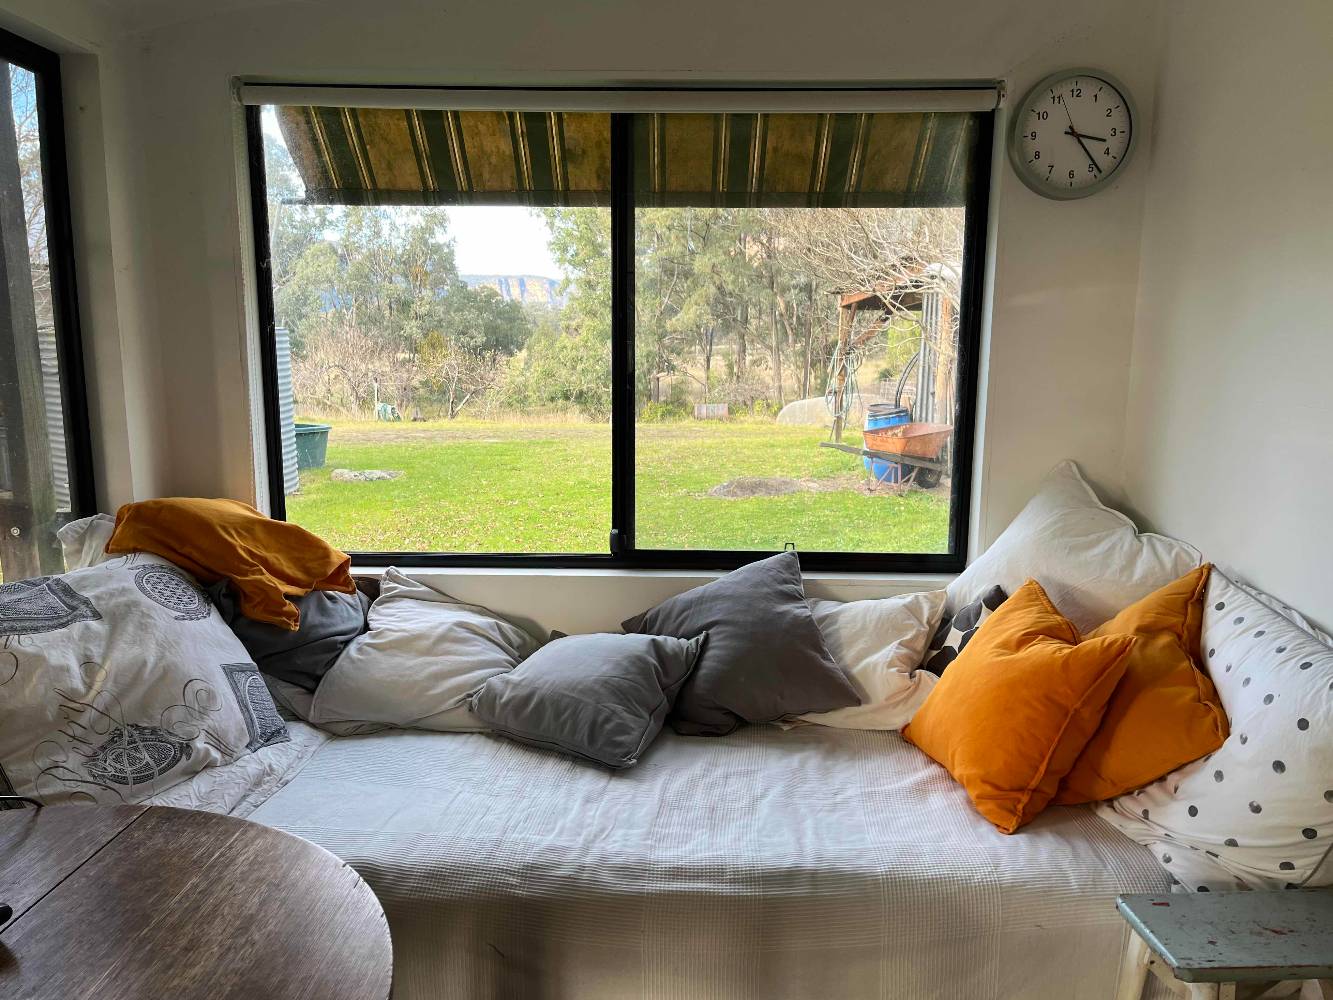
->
[621, 550, 860, 735]
[471, 632, 706, 768]
[208, 581, 370, 692]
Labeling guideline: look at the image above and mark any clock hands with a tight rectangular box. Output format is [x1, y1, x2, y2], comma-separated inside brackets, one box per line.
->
[1058, 96, 1102, 176]
[1064, 127, 1107, 143]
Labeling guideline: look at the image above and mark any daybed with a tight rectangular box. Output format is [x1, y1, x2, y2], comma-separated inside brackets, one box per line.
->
[12, 467, 1331, 1000]
[150, 720, 1169, 1000]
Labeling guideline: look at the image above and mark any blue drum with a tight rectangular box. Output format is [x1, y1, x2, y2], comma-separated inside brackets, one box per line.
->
[863, 404, 910, 483]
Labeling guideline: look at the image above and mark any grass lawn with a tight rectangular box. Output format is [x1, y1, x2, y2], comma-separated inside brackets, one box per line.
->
[287, 419, 951, 554]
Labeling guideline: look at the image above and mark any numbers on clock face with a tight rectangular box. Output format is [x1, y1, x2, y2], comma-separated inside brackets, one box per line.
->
[1017, 76, 1132, 193]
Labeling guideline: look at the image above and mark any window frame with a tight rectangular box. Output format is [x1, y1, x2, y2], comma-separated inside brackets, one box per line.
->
[245, 99, 993, 573]
[0, 27, 96, 531]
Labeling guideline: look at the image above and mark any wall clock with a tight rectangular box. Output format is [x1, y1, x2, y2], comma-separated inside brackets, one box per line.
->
[1008, 69, 1136, 199]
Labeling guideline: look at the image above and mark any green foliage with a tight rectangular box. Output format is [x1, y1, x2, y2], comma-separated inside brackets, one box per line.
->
[504, 322, 611, 419]
[439, 285, 531, 359]
[638, 401, 690, 423]
[539, 207, 611, 344]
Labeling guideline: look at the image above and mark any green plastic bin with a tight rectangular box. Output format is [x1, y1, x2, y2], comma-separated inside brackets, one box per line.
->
[293, 422, 331, 470]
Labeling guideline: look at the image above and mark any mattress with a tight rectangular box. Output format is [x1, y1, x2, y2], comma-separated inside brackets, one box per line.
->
[236, 724, 1171, 1000]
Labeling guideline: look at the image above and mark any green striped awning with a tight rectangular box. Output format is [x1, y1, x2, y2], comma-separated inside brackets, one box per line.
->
[275, 106, 978, 208]
[276, 107, 612, 206]
[634, 112, 978, 208]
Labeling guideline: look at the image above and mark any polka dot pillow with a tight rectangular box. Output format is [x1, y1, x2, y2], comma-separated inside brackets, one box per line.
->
[1098, 569, 1333, 892]
[921, 585, 1007, 675]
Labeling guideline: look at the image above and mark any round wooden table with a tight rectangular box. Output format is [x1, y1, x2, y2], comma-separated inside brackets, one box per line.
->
[0, 804, 392, 1000]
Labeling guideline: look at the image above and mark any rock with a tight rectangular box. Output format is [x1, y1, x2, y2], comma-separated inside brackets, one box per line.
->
[331, 469, 403, 482]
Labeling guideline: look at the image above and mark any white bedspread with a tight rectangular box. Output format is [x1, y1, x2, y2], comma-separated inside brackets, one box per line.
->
[237, 725, 1169, 1000]
[147, 721, 329, 817]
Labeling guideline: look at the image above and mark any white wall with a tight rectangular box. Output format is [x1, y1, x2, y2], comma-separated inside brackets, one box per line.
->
[1121, 0, 1333, 628]
[3, 0, 1163, 565]
[101, 0, 1161, 552]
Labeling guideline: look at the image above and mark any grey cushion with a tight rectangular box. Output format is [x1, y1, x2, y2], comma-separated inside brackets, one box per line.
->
[471, 632, 706, 768]
[208, 581, 370, 692]
[622, 550, 860, 736]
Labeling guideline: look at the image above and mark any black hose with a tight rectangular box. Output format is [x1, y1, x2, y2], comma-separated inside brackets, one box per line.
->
[894, 350, 920, 409]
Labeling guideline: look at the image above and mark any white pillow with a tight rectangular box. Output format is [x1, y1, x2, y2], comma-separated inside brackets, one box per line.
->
[949, 460, 1200, 633]
[56, 513, 117, 571]
[0, 554, 288, 806]
[1097, 570, 1333, 891]
[798, 590, 944, 730]
[310, 568, 540, 732]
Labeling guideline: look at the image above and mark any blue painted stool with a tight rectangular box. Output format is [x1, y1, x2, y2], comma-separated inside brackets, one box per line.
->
[1115, 892, 1333, 1000]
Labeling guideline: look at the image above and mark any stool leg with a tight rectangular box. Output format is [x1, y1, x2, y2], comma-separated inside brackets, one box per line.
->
[1116, 932, 1152, 1000]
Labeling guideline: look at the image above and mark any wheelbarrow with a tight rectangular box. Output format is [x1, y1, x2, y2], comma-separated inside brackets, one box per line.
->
[820, 422, 953, 489]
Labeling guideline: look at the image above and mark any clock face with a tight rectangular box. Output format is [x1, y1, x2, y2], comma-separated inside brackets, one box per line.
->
[1010, 71, 1134, 199]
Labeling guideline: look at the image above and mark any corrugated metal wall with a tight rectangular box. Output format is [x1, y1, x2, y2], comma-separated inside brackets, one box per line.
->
[0, 325, 69, 511]
[39, 325, 70, 511]
[276, 326, 300, 495]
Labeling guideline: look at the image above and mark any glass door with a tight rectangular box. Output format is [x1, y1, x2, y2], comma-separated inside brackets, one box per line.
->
[0, 31, 91, 581]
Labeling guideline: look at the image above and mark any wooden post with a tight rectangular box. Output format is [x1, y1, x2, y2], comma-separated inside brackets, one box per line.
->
[769, 273, 783, 409]
[0, 69, 60, 580]
[831, 300, 856, 442]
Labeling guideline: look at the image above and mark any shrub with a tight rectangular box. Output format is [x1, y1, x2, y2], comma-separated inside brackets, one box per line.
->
[639, 401, 690, 423]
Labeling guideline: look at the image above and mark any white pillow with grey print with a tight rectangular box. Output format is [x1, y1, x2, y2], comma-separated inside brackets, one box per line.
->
[921, 585, 1007, 675]
[1097, 570, 1333, 892]
[0, 554, 288, 807]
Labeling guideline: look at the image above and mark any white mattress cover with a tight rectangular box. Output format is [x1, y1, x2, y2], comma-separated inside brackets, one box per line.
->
[238, 725, 1170, 1000]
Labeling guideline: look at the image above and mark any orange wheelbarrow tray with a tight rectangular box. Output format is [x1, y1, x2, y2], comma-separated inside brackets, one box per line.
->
[860, 422, 953, 460]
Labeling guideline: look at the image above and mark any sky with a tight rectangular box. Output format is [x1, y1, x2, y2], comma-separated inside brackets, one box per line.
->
[261, 107, 564, 279]
[446, 207, 563, 279]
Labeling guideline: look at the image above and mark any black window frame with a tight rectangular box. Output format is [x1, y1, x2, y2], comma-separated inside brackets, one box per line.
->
[0, 28, 96, 547]
[245, 98, 992, 574]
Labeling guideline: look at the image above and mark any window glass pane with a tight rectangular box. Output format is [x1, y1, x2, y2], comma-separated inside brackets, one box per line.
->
[0, 62, 74, 580]
[260, 106, 611, 553]
[631, 112, 977, 554]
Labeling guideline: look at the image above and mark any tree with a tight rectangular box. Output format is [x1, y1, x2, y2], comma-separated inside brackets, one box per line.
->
[441, 285, 530, 360]
[540, 207, 611, 345]
[417, 330, 497, 419]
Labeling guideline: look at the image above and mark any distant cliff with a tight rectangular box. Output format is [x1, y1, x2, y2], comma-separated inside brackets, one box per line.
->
[462, 274, 565, 308]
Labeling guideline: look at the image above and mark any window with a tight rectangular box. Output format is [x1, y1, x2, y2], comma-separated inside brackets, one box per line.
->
[0, 29, 92, 581]
[246, 90, 992, 571]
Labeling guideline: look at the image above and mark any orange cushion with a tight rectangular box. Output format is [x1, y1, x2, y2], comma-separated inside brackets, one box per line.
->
[1054, 565, 1227, 805]
[903, 579, 1135, 834]
[106, 498, 353, 630]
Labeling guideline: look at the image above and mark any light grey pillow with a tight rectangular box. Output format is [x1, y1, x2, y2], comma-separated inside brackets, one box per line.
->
[309, 568, 539, 732]
[622, 550, 860, 736]
[208, 581, 370, 692]
[471, 632, 706, 768]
